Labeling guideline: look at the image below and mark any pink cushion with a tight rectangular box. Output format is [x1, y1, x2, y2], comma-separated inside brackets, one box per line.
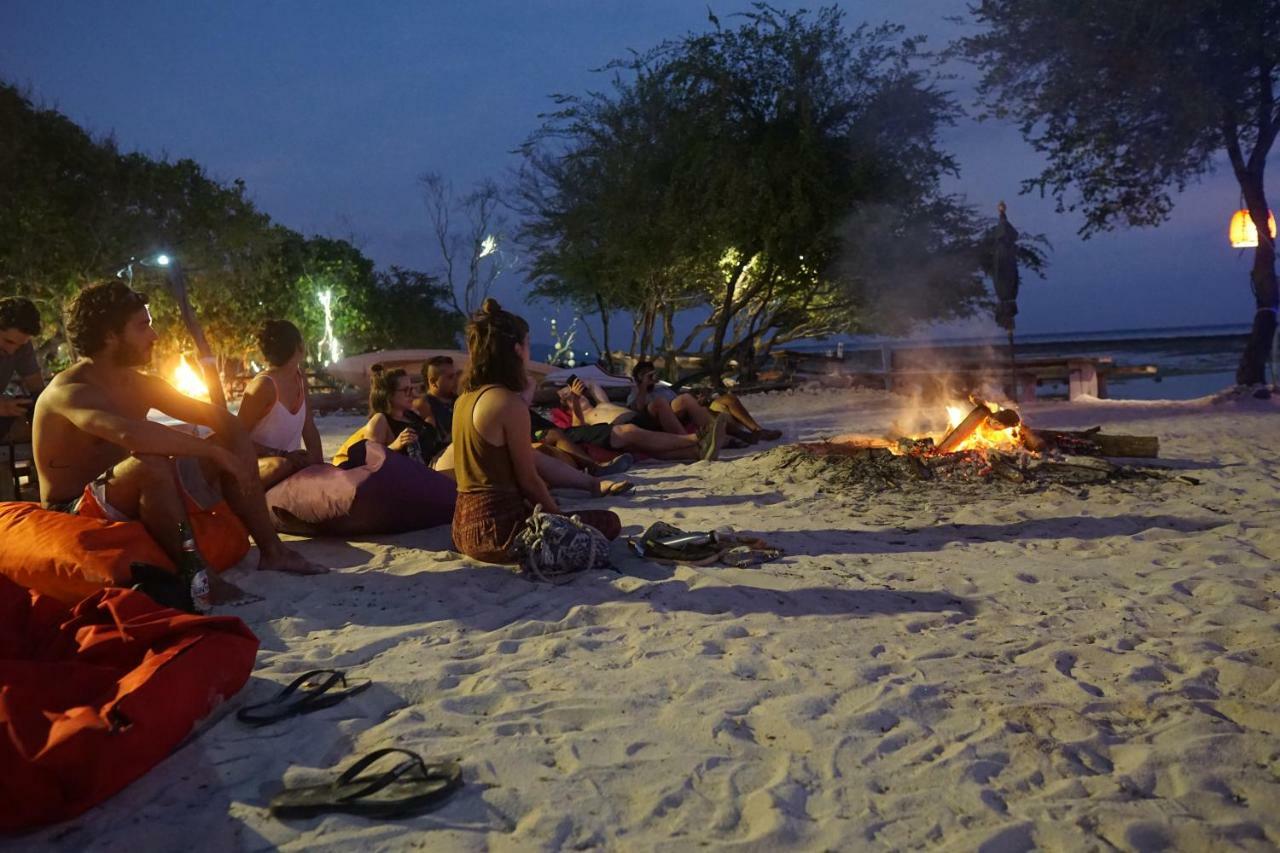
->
[265, 443, 455, 536]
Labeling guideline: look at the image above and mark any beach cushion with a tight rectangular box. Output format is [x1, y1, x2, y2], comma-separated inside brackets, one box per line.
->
[0, 502, 250, 607]
[0, 575, 258, 830]
[265, 442, 456, 536]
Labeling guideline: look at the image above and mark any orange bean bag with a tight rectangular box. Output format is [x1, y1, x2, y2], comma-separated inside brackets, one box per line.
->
[0, 575, 259, 831]
[0, 502, 251, 606]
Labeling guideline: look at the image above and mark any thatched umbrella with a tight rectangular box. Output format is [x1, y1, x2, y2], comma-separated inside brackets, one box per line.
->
[990, 201, 1021, 396]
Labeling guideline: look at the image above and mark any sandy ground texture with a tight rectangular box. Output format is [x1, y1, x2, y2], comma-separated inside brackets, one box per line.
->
[10, 387, 1280, 852]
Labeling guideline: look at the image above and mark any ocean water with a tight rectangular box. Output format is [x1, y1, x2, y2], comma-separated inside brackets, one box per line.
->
[784, 323, 1272, 401]
[536, 324, 1274, 401]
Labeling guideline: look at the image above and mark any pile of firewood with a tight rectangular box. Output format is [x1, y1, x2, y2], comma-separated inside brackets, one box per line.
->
[789, 402, 1178, 490]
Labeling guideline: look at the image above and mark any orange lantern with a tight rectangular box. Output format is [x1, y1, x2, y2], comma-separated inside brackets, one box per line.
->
[1229, 208, 1277, 248]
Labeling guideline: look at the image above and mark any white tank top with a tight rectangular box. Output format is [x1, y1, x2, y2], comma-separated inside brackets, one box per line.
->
[247, 374, 306, 452]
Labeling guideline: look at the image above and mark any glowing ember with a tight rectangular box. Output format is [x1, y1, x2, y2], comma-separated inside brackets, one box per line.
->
[173, 356, 209, 400]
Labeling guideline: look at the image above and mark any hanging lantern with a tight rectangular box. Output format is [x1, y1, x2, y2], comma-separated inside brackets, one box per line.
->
[1229, 209, 1277, 248]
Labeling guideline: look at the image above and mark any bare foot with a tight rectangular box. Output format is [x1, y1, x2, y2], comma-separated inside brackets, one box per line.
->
[259, 545, 327, 575]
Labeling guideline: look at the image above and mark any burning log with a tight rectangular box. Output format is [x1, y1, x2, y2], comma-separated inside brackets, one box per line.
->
[1024, 428, 1158, 459]
[936, 401, 1020, 454]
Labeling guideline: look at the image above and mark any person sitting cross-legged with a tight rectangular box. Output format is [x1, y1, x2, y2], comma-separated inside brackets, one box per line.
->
[450, 299, 624, 564]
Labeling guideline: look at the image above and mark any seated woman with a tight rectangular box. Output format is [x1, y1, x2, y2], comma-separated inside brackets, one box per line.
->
[451, 299, 623, 564]
[332, 366, 447, 467]
[237, 320, 324, 489]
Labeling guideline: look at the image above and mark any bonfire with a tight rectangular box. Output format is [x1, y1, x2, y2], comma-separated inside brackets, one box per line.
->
[794, 397, 1170, 489]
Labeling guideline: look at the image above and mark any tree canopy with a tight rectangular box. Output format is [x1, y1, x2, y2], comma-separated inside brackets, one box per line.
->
[954, 0, 1279, 384]
[517, 4, 1020, 380]
[0, 83, 460, 374]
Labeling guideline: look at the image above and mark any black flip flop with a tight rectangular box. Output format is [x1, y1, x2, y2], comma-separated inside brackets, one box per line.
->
[237, 669, 371, 727]
[270, 748, 462, 820]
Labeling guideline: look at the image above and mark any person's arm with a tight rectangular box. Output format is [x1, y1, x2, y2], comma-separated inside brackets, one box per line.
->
[56, 382, 238, 468]
[235, 376, 279, 456]
[411, 396, 437, 427]
[568, 392, 589, 427]
[300, 399, 323, 465]
[17, 343, 43, 394]
[630, 378, 648, 412]
[365, 413, 416, 452]
[499, 397, 558, 512]
[142, 373, 241, 437]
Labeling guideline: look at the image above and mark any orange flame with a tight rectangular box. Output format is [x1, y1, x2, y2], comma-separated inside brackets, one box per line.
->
[173, 356, 209, 400]
[937, 400, 1021, 453]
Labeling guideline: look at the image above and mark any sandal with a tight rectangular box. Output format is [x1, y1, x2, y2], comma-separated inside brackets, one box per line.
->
[593, 453, 634, 476]
[237, 669, 371, 727]
[270, 748, 462, 820]
[592, 479, 634, 497]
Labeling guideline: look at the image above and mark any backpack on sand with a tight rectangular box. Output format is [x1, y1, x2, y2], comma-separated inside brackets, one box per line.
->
[515, 507, 612, 582]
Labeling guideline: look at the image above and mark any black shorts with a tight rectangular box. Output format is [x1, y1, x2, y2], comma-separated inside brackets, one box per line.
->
[630, 410, 662, 432]
[563, 424, 615, 448]
[529, 409, 558, 441]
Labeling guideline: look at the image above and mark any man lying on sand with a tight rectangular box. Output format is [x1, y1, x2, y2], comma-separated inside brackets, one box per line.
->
[629, 360, 781, 444]
[33, 281, 324, 601]
[560, 377, 726, 461]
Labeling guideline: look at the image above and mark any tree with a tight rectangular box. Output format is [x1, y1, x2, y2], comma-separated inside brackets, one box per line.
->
[955, 0, 1280, 386]
[519, 4, 999, 383]
[421, 172, 509, 318]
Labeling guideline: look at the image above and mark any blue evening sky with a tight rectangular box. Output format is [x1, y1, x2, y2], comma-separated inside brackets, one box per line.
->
[0, 1, 1263, 345]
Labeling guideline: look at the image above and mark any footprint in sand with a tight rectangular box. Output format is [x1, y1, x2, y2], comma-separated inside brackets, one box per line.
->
[1054, 651, 1105, 697]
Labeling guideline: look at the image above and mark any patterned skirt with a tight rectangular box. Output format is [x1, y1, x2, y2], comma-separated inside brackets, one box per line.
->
[452, 490, 622, 565]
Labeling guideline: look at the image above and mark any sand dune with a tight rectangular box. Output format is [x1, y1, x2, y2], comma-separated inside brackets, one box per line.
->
[12, 388, 1280, 851]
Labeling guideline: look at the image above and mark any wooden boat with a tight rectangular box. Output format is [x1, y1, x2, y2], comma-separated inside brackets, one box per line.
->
[323, 349, 555, 389]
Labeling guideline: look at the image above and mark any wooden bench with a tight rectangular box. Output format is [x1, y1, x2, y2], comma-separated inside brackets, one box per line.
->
[0, 441, 36, 502]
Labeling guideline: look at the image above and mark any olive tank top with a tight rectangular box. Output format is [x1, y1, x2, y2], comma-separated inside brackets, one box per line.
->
[453, 385, 518, 493]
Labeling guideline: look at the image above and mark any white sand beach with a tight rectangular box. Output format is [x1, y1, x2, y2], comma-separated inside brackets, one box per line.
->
[13, 387, 1280, 852]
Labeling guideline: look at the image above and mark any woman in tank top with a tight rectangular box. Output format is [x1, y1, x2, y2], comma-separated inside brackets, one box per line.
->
[237, 320, 323, 489]
[331, 366, 447, 467]
[451, 299, 620, 564]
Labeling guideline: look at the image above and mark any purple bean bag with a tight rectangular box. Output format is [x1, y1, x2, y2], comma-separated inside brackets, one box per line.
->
[265, 442, 455, 536]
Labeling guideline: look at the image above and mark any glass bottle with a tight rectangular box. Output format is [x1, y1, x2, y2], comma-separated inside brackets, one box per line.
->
[177, 520, 213, 614]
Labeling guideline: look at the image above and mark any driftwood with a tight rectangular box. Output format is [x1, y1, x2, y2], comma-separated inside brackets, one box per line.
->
[1027, 428, 1159, 458]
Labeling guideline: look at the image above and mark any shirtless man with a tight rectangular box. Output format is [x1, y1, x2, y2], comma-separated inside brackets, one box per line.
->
[33, 281, 323, 594]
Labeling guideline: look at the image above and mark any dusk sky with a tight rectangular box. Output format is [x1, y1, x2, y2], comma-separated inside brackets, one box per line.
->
[1, 1, 1264, 344]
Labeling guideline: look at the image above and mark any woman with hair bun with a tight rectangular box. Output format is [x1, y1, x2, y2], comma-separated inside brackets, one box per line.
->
[237, 319, 323, 489]
[451, 299, 620, 563]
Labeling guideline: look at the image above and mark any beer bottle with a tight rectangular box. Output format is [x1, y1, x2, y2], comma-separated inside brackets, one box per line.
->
[177, 520, 213, 614]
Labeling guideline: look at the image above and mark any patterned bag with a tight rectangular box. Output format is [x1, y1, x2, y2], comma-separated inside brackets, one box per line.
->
[514, 507, 613, 582]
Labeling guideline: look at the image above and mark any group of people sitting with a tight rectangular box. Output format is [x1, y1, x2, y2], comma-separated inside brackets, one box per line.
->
[2, 285, 780, 602]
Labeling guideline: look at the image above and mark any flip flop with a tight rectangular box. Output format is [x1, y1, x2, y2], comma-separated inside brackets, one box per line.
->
[270, 748, 462, 820]
[594, 453, 634, 476]
[237, 669, 371, 727]
[593, 479, 634, 497]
